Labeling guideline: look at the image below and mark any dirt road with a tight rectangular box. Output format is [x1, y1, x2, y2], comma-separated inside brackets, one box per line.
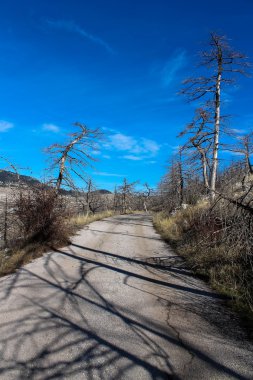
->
[0, 214, 252, 379]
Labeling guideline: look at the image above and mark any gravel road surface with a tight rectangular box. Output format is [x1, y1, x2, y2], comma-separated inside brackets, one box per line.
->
[0, 214, 252, 379]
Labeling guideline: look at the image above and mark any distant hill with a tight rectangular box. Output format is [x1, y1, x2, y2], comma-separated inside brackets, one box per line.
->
[0, 170, 40, 187]
[92, 189, 111, 195]
[0, 170, 111, 194]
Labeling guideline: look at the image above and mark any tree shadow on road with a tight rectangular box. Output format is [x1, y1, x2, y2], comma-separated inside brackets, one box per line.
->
[0, 243, 251, 379]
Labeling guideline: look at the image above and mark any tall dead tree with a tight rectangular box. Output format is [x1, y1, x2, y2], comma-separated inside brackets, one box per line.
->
[46, 122, 102, 195]
[181, 33, 250, 200]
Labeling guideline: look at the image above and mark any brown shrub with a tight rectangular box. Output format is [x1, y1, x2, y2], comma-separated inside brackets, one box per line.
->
[14, 185, 69, 246]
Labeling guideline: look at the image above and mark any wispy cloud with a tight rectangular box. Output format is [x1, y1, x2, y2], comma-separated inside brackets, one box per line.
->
[92, 150, 101, 156]
[122, 155, 143, 161]
[230, 128, 247, 134]
[42, 123, 60, 133]
[222, 149, 244, 156]
[105, 133, 135, 151]
[96, 171, 125, 177]
[161, 49, 187, 86]
[92, 150, 110, 159]
[46, 19, 114, 54]
[139, 138, 160, 155]
[0, 120, 14, 132]
[104, 133, 161, 160]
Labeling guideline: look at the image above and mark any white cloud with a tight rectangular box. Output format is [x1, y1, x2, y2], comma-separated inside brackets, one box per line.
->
[108, 133, 136, 151]
[122, 155, 143, 161]
[42, 123, 60, 133]
[0, 120, 14, 132]
[96, 171, 125, 177]
[105, 133, 161, 161]
[46, 19, 114, 54]
[140, 138, 160, 155]
[230, 128, 247, 134]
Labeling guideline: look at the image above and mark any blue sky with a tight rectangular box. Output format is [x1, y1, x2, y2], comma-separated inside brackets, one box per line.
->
[0, 0, 252, 190]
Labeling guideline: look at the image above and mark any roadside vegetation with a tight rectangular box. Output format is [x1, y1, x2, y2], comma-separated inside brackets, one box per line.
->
[153, 33, 253, 330]
[153, 200, 253, 327]
[0, 209, 115, 278]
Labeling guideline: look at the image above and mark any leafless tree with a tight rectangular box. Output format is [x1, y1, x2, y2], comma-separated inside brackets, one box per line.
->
[113, 186, 120, 212]
[226, 130, 253, 173]
[142, 183, 152, 212]
[0, 156, 20, 182]
[46, 123, 102, 195]
[118, 178, 138, 214]
[158, 154, 185, 212]
[84, 179, 106, 215]
[180, 108, 213, 190]
[84, 179, 95, 216]
[181, 32, 250, 199]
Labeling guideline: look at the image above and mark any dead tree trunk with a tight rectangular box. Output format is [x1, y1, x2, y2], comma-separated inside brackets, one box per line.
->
[210, 47, 222, 200]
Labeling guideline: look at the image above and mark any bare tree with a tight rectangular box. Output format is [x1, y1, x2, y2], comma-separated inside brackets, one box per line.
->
[0, 156, 20, 182]
[85, 179, 94, 217]
[180, 108, 213, 190]
[142, 183, 152, 213]
[158, 154, 185, 212]
[84, 179, 106, 215]
[113, 186, 120, 212]
[224, 130, 253, 190]
[226, 131, 253, 173]
[181, 32, 250, 199]
[118, 178, 137, 214]
[46, 123, 102, 195]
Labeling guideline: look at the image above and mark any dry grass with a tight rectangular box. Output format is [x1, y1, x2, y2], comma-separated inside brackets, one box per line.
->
[0, 243, 49, 277]
[70, 210, 115, 229]
[153, 201, 209, 243]
[0, 210, 115, 278]
[153, 202, 253, 334]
